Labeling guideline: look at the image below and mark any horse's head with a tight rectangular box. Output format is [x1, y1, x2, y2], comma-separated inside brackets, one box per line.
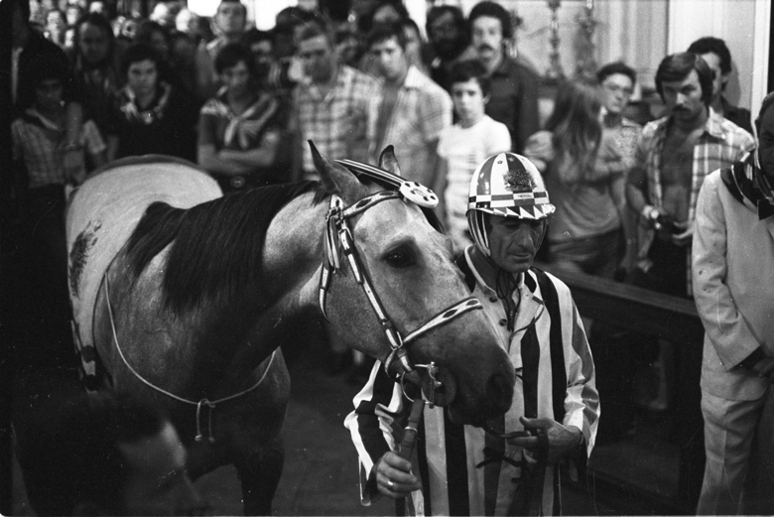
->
[311, 143, 515, 426]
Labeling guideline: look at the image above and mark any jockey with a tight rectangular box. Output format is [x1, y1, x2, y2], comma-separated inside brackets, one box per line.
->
[345, 152, 600, 515]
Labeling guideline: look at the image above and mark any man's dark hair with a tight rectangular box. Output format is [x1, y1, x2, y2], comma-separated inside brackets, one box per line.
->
[134, 20, 170, 50]
[214, 42, 256, 76]
[26, 51, 71, 90]
[243, 27, 274, 47]
[120, 43, 161, 78]
[359, 0, 410, 35]
[296, 23, 332, 46]
[425, 5, 466, 39]
[449, 59, 492, 97]
[18, 393, 168, 516]
[366, 21, 406, 51]
[468, 1, 512, 40]
[597, 61, 637, 86]
[687, 36, 732, 76]
[655, 52, 713, 106]
[216, 0, 247, 18]
[74, 12, 115, 55]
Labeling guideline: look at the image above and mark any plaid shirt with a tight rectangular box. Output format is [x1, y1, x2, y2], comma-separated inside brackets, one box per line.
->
[635, 108, 755, 293]
[370, 66, 452, 186]
[12, 109, 105, 188]
[295, 65, 380, 175]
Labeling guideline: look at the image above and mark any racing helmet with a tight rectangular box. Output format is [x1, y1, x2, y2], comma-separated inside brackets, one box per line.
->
[466, 152, 555, 256]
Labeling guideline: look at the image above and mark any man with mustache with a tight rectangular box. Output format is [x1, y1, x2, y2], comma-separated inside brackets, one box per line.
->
[468, 1, 539, 153]
[346, 153, 599, 516]
[626, 52, 753, 299]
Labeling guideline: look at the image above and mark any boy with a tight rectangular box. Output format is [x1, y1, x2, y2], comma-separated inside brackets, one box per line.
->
[435, 59, 511, 253]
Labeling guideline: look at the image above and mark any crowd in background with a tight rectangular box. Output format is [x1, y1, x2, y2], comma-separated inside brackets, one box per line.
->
[8, 0, 773, 514]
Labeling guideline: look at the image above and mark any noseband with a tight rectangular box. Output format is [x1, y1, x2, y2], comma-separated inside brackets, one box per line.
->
[318, 186, 483, 381]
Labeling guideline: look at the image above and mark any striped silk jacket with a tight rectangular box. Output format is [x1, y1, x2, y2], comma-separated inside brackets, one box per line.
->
[345, 248, 600, 516]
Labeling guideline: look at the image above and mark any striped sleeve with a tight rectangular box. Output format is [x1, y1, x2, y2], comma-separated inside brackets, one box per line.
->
[344, 360, 405, 505]
[546, 272, 600, 456]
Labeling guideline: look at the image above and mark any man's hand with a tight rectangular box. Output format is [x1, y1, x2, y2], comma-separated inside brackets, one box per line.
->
[671, 220, 693, 247]
[62, 148, 86, 184]
[374, 451, 421, 498]
[508, 417, 583, 464]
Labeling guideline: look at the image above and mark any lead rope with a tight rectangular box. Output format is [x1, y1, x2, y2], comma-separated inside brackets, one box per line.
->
[104, 274, 276, 443]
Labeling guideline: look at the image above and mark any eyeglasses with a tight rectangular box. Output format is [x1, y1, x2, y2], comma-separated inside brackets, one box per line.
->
[603, 83, 634, 96]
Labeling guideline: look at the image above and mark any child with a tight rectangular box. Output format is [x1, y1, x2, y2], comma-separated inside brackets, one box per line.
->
[435, 59, 511, 254]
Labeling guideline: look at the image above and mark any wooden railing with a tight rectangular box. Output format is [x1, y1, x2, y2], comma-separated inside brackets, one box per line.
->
[537, 263, 705, 514]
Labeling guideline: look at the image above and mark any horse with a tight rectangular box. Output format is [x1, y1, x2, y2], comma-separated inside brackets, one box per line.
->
[64, 146, 516, 515]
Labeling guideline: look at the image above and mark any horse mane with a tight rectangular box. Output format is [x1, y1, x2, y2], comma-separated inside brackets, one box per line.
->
[126, 181, 319, 314]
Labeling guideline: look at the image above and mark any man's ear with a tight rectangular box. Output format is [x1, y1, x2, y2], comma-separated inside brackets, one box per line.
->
[483, 94, 491, 106]
[73, 501, 108, 516]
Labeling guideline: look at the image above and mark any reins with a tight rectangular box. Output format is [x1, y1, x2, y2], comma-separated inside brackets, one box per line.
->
[104, 274, 276, 443]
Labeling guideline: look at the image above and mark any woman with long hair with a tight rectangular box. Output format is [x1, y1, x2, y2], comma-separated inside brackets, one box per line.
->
[524, 78, 628, 278]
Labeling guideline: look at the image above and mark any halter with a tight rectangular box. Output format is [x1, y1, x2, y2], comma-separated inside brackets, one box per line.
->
[317, 186, 484, 382]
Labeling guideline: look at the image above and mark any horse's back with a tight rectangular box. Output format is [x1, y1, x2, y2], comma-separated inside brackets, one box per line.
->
[66, 159, 222, 372]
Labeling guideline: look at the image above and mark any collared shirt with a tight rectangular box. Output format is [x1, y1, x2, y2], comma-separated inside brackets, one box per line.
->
[345, 248, 599, 516]
[295, 64, 380, 175]
[635, 108, 755, 293]
[370, 65, 452, 187]
[12, 109, 105, 188]
[485, 57, 540, 153]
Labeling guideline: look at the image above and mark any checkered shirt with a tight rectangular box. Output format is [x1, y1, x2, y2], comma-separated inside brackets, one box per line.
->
[295, 65, 380, 175]
[636, 108, 755, 293]
[370, 66, 452, 186]
[12, 109, 106, 188]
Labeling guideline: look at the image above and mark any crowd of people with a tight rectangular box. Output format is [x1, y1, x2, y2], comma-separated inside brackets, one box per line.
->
[8, 0, 774, 514]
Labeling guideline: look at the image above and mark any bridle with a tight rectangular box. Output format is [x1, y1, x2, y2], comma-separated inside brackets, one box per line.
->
[317, 184, 484, 391]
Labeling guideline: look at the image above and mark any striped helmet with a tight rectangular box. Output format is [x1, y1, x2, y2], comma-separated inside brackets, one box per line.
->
[466, 152, 555, 256]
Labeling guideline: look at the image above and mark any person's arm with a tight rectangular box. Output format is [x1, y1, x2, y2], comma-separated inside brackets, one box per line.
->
[218, 130, 281, 168]
[433, 156, 449, 229]
[61, 102, 85, 181]
[344, 361, 419, 503]
[509, 288, 599, 464]
[197, 144, 253, 175]
[522, 131, 553, 174]
[692, 172, 770, 371]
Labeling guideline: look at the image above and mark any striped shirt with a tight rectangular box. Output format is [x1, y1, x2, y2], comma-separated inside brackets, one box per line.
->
[635, 109, 754, 293]
[12, 109, 105, 188]
[370, 65, 452, 187]
[345, 247, 599, 516]
[295, 65, 380, 176]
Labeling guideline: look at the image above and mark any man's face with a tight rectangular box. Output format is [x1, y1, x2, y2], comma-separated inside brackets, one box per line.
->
[119, 423, 209, 516]
[34, 79, 64, 113]
[78, 22, 110, 63]
[699, 52, 726, 103]
[428, 11, 461, 59]
[250, 40, 273, 76]
[370, 37, 407, 82]
[46, 11, 66, 31]
[600, 73, 634, 116]
[758, 105, 774, 181]
[215, 2, 245, 37]
[661, 69, 706, 124]
[298, 35, 334, 83]
[127, 59, 158, 98]
[220, 60, 251, 97]
[487, 216, 545, 275]
[471, 15, 503, 64]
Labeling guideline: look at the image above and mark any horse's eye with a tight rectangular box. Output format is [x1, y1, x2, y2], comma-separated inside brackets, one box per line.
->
[384, 246, 415, 268]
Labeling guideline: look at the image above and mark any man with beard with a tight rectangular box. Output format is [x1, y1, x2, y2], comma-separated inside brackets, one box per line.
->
[692, 93, 774, 515]
[424, 5, 476, 93]
[468, 1, 539, 153]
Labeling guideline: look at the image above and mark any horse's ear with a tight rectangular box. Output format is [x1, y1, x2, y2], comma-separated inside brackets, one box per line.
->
[378, 145, 402, 176]
[309, 141, 363, 198]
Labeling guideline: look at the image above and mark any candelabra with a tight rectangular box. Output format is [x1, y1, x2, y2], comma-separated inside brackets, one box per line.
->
[545, 0, 564, 81]
[575, 0, 598, 80]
